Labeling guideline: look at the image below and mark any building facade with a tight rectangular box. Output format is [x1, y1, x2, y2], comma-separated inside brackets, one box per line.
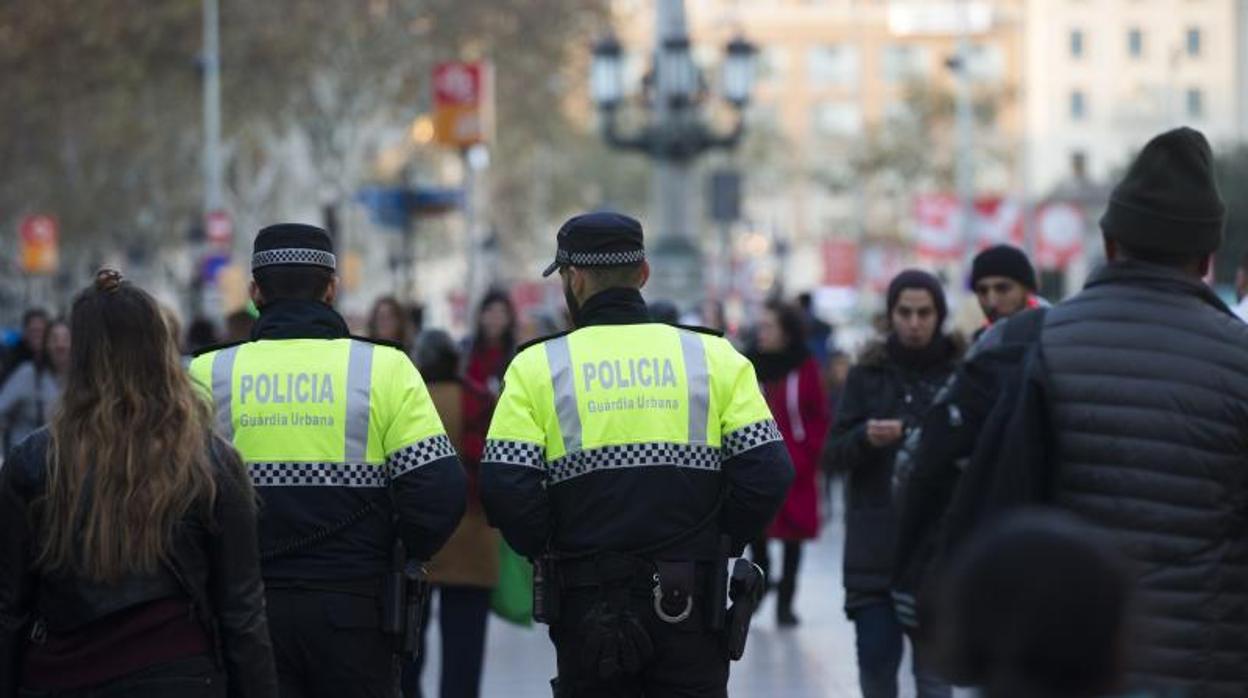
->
[612, 0, 1026, 294]
[1024, 0, 1247, 197]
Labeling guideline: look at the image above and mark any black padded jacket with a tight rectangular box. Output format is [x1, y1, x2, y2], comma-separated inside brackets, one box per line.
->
[993, 261, 1248, 697]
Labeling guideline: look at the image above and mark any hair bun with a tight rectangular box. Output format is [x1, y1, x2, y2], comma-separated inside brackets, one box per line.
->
[95, 268, 124, 293]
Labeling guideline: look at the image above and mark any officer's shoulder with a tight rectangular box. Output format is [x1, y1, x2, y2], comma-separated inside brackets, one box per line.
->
[514, 329, 573, 356]
[349, 334, 406, 353]
[668, 323, 724, 338]
[190, 338, 253, 358]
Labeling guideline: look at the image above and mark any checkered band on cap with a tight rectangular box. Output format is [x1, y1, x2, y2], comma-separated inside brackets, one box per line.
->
[387, 434, 457, 480]
[554, 248, 646, 267]
[252, 247, 337, 271]
[248, 461, 386, 488]
[545, 442, 721, 485]
[722, 419, 783, 458]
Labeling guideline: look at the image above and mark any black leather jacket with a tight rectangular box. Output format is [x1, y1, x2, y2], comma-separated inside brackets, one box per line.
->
[0, 430, 278, 698]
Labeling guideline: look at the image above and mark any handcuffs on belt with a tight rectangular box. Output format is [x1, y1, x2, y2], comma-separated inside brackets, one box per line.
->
[651, 560, 697, 625]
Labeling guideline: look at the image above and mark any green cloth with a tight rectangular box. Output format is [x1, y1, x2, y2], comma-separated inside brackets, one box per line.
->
[490, 540, 532, 626]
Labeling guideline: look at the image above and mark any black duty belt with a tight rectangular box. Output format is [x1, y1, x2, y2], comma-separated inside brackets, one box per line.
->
[557, 554, 711, 625]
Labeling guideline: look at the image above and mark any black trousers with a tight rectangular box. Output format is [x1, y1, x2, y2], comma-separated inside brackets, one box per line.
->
[549, 588, 728, 698]
[402, 585, 492, 698]
[17, 656, 224, 698]
[267, 588, 399, 698]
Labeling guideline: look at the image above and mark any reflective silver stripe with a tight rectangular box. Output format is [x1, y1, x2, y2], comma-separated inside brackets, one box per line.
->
[545, 336, 582, 454]
[547, 442, 721, 485]
[679, 331, 710, 444]
[249, 461, 386, 488]
[211, 346, 240, 440]
[344, 341, 375, 462]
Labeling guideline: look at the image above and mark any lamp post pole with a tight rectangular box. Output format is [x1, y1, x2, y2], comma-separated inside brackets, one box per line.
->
[650, 0, 699, 304]
[591, 1, 756, 310]
[203, 0, 223, 214]
[954, 0, 976, 283]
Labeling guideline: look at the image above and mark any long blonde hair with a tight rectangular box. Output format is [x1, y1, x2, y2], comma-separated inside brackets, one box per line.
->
[36, 270, 218, 583]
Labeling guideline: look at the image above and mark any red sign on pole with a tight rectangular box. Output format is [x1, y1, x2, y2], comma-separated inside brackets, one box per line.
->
[205, 210, 233, 249]
[432, 62, 493, 148]
[19, 214, 59, 275]
[822, 238, 860, 287]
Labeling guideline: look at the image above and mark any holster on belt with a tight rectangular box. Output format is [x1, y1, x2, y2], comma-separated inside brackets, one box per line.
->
[380, 539, 430, 662]
[533, 555, 561, 625]
[724, 558, 765, 661]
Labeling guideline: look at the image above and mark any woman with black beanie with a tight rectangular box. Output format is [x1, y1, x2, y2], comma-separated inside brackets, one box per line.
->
[823, 269, 962, 698]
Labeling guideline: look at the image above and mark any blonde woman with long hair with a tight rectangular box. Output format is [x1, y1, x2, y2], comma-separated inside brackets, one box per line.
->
[0, 270, 277, 698]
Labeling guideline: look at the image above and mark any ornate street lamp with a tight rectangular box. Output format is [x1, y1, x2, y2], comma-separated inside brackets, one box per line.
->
[589, 3, 757, 304]
[722, 36, 758, 108]
[591, 35, 624, 110]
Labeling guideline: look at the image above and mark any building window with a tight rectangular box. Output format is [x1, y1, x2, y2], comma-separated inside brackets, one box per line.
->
[811, 101, 862, 137]
[1070, 90, 1087, 120]
[1070, 29, 1085, 58]
[882, 45, 929, 82]
[807, 44, 860, 87]
[758, 46, 790, 85]
[1186, 28, 1202, 57]
[1128, 28, 1144, 58]
[965, 43, 1006, 80]
[1186, 88, 1204, 118]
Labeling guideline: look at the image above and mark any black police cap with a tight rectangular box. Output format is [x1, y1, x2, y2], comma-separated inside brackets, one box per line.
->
[541, 212, 646, 278]
[252, 223, 336, 271]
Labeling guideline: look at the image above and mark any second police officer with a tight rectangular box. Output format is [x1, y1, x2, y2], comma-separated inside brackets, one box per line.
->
[190, 224, 467, 698]
[481, 212, 795, 698]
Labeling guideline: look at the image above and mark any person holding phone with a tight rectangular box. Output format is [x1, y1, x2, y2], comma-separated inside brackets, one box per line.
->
[823, 269, 962, 698]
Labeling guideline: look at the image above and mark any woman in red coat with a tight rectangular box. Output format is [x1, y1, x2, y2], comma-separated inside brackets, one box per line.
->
[748, 299, 831, 627]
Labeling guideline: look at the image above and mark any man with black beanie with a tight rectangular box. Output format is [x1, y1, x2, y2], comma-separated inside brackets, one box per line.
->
[969, 245, 1042, 341]
[824, 269, 960, 698]
[986, 127, 1248, 697]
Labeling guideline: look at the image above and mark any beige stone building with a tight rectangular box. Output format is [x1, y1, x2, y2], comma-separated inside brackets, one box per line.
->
[1024, 0, 1248, 198]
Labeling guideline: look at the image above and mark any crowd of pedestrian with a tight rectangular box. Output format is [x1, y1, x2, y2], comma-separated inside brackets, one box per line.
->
[1, 125, 1246, 698]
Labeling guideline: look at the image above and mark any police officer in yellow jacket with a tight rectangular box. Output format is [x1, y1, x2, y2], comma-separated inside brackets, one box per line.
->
[480, 213, 794, 698]
[190, 224, 466, 698]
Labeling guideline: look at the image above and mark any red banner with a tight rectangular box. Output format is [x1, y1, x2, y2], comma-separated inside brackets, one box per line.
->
[915, 195, 1024, 260]
[1035, 203, 1086, 270]
[821, 238, 860, 287]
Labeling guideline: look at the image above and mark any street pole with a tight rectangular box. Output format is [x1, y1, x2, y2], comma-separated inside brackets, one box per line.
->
[651, 0, 701, 306]
[463, 145, 490, 323]
[203, 0, 223, 213]
[196, 0, 224, 319]
[954, 0, 976, 286]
